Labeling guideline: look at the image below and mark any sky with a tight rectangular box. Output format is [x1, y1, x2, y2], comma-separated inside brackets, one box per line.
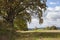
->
[28, 0, 60, 28]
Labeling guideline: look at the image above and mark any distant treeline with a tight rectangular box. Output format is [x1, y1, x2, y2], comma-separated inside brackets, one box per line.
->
[28, 25, 60, 30]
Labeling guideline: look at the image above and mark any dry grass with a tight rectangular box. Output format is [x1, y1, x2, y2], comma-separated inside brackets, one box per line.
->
[15, 30, 60, 40]
[16, 30, 60, 33]
[16, 37, 60, 40]
[43, 38, 60, 40]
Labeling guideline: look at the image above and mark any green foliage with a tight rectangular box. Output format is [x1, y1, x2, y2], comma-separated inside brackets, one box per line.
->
[50, 26, 57, 30]
[0, 0, 47, 31]
[45, 26, 57, 30]
[44, 26, 50, 30]
[0, 0, 47, 40]
[15, 31, 60, 40]
[14, 14, 28, 31]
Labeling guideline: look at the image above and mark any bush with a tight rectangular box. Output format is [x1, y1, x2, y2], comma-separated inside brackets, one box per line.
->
[45, 26, 57, 30]
[50, 26, 57, 30]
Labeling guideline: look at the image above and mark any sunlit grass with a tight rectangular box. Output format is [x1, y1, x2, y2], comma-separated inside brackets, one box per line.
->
[16, 37, 60, 40]
[15, 30, 60, 40]
[17, 30, 60, 33]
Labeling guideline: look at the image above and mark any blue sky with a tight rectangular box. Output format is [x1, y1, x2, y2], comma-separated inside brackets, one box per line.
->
[28, 0, 60, 28]
[47, 0, 60, 7]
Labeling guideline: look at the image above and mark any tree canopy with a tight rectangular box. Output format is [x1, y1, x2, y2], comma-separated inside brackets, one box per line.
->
[0, 0, 47, 31]
[0, 0, 47, 40]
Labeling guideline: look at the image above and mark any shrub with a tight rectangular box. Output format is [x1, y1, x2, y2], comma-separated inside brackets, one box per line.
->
[45, 25, 57, 30]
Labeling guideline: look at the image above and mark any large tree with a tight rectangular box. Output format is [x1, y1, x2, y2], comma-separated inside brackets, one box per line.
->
[0, 0, 47, 40]
[0, 0, 47, 31]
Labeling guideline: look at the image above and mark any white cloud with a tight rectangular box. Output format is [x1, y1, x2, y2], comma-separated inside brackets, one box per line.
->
[46, 12, 60, 21]
[28, 6, 60, 28]
[55, 6, 60, 11]
[46, 6, 60, 20]
[50, 2, 56, 4]
[28, 18, 40, 28]
[49, 2, 59, 5]
[47, 7, 54, 11]
[43, 6, 60, 27]
[47, 6, 60, 11]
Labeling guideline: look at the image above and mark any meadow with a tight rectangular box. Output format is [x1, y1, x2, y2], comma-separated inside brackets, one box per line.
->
[15, 30, 60, 40]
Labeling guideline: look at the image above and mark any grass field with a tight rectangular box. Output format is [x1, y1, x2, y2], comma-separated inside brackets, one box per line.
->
[17, 30, 60, 33]
[15, 30, 60, 40]
[16, 37, 60, 40]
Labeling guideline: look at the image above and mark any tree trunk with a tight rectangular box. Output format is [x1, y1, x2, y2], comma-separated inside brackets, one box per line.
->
[4, 7, 16, 40]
